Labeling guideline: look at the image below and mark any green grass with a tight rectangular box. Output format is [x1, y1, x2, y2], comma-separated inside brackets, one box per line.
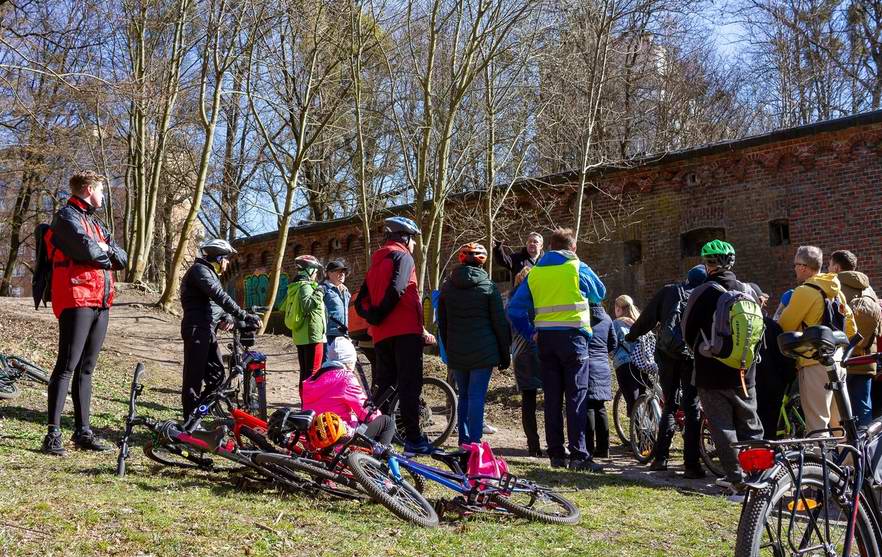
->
[0, 315, 740, 556]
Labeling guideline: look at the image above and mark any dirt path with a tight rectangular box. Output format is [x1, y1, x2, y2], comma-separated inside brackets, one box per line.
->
[0, 285, 727, 498]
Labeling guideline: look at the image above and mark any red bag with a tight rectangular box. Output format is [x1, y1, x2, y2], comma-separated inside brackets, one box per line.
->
[462, 441, 509, 485]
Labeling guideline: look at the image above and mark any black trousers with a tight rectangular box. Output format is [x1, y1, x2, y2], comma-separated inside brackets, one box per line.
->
[522, 388, 541, 452]
[615, 363, 645, 416]
[48, 307, 110, 431]
[585, 399, 609, 457]
[373, 334, 423, 443]
[653, 354, 701, 466]
[181, 326, 225, 419]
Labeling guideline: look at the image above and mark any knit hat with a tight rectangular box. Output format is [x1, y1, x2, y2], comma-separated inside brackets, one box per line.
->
[686, 265, 707, 288]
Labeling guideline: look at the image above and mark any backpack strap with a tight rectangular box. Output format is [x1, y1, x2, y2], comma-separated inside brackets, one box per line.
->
[800, 283, 828, 329]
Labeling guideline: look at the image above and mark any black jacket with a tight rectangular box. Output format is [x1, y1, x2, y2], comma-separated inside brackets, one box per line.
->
[180, 258, 247, 330]
[51, 197, 127, 270]
[438, 265, 511, 371]
[625, 283, 689, 343]
[682, 270, 756, 390]
[493, 242, 540, 285]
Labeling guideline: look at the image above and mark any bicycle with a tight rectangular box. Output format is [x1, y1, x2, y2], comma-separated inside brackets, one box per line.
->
[776, 379, 806, 440]
[0, 354, 52, 400]
[733, 326, 882, 556]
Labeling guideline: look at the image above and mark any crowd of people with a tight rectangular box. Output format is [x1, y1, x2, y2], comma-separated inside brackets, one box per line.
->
[37, 171, 882, 503]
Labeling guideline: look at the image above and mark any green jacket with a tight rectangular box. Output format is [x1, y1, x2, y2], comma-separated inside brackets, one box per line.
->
[283, 273, 326, 345]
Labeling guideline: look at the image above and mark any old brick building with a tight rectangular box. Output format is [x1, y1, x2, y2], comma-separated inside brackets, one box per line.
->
[232, 110, 882, 315]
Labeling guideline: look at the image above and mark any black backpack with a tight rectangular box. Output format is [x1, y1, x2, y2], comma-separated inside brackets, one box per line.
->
[656, 284, 692, 360]
[31, 223, 53, 310]
[803, 283, 847, 332]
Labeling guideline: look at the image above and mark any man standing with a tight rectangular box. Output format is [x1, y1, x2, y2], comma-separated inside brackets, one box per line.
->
[681, 240, 764, 492]
[508, 228, 606, 472]
[43, 172, 127, 456]
[778, 246, 856, 434]
[828, 250, 879, 426]
[180, 239, 261, 418]
[493, 232, 543, 286]
[355, 216, 437, 454]
[625, 265, 707, 479]
[322, 260, 351, 352]
[283, 255, 327, 388]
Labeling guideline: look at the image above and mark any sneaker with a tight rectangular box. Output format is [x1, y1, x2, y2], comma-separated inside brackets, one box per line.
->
[403, 435, 439, 455]
[482, 423, 498, 435]
[569, 458, 604, 473]
[549, 457, 568, 469]
[715, 477, 734, 491]
[648, 459, 668, 472]
[683, 464, 707, 480]
[41, 431, 66, 456]
[71, 430, 112, 452]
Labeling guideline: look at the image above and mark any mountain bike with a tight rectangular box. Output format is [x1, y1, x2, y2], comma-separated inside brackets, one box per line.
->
[0, 354, 51, 400]
[733, 327, 882, 556]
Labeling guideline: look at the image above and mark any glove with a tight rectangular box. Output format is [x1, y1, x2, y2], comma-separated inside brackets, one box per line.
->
[244, 313, 262, 329]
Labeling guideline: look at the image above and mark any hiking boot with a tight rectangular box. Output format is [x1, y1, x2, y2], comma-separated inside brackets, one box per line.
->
[549, 457, 568, 469]
[403, 435, 439, 456]
[71, 430, 112, 452]
[41, 431, 66, 457]
[569, 458, 604, 473]
[648, 458, 668, 472]
[684, 463, 707, 479]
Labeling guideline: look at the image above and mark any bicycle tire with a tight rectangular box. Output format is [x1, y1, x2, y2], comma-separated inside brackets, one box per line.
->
[346, 452, 439, 528]
[7, 356, 50, 384]
[143, 440, 213, 470]
[698, 418, 725, 478]
[391, 377, 457, 447]
[488, 484, 581, 525]
[612, 388, 630, 446]
[255, 453, 368, 500]
[735, 461, 880, 556]
[0, 381, 20, 400]
[629, 393, 660, 464]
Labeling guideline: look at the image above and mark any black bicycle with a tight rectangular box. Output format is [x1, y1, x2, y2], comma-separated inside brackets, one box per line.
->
[733, 326, 882, 556]
[0, 354, 51, 400]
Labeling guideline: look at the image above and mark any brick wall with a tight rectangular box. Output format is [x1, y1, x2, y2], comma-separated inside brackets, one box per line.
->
[231, 112, 882, 313]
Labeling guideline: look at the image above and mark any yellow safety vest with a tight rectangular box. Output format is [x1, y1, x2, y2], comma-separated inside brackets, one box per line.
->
[527, 258, 592, 333]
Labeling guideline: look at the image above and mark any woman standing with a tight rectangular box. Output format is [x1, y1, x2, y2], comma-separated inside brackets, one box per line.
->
[437, 243, 511, 445]
[585, 302, 617, 459]
[612, 295, 642, 415]
[510, 267, 543, 456]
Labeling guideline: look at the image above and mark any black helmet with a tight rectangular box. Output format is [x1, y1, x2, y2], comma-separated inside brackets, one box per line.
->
[383, 216, 421, 236]
[268, 407, 298, 447]
[200, 239, 237, 260]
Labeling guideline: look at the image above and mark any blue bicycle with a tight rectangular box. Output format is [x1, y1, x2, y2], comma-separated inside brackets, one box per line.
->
[346, 445, 580, 524]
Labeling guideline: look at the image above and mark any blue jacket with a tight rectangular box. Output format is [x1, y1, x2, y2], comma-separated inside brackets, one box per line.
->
[587, 305, 616, 401]
[322, 280, 351, 339]
[611, 318, 634, 369]
[506, 250, 606, 341]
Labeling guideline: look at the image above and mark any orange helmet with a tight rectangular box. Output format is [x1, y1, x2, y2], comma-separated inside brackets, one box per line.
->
[458, 242, 488, 266]
[307, 412, 348, 450]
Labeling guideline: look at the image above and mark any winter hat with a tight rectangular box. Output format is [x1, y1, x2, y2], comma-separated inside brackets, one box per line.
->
[686, 265, 708, 288]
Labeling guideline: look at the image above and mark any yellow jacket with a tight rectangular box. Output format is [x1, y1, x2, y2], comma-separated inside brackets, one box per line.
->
[778, 272, 857, 368]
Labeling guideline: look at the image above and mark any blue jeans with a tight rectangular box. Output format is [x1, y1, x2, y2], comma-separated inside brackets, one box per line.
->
[452, 368, 492, 445]
[847, 375, 873, 427]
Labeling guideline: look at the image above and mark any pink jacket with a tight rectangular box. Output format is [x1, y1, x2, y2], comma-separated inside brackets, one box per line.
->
[301, 367, 377, 428]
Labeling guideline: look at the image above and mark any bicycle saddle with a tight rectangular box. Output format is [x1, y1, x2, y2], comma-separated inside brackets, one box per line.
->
[285, 410, 316, 432]
[431, 448, 470, 474]
[188, 425, 228, 451]
[777, 326, 848, 360]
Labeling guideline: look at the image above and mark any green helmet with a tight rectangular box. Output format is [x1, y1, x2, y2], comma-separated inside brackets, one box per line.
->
[700, 239, 735, 257]
[700, 239, 735, 270]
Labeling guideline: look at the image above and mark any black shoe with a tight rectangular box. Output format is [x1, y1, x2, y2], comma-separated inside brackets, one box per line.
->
[71, 430, 112, 452]
[41, 431, 66, 456]
[683, 464, 707, 479]
[549, 457, 568, 469]
[569, 458, 604, 473]
[648, 459, 668, 472]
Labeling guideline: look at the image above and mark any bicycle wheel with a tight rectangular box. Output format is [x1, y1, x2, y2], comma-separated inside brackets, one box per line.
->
[391, 377, 457, 447]
[612, 388, 630, 446]
[488, 481, 580, 525]
[256, 453, 368, 500]
[735, 461, 880, 556]
[346, 452, 439, 528]
[629, 393, 660, 464]
[143, 440, 213, 470]
[7, 356, 50, 384]
[0, 380, 20, 400]
[699, 418, 725, 478]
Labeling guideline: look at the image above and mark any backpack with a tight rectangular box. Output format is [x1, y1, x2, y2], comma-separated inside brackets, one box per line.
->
[283, 282, 305, 331]
[630, 331, 659, 375]
[657, 284, 691, 360]
[463, 441, 509, 487]
[803, 283, 847, 333]
[31, 223, 54, 310]
[694, 282, 765, 395]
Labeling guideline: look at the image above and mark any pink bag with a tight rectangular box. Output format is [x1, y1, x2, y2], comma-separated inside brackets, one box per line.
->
[462, 441, 509, 482]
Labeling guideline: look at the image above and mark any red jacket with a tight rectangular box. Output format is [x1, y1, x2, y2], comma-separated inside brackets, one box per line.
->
[355, 240, 423, 344]
[47, 196, 127, 318]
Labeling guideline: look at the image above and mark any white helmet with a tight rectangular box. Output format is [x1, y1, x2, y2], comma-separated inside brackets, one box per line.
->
[200, 239, 237, 260]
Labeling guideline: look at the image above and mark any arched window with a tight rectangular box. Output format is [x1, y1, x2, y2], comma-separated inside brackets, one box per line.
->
[260, 251, 270, 266]
[310, 240, 321, 256]
[680, 228, 725, 258]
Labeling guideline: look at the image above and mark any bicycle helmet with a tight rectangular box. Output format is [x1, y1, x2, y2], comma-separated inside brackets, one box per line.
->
[700, 239, 736, 269]
[383, 216, 421, 237]
[458, 242, 488, 266]
[307, 411, 348, 450]
[200, 239, 237, 260]
[294, 255, 323, 272]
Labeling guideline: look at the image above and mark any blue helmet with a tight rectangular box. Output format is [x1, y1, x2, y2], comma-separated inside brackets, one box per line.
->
[384, 216, 421, 236]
